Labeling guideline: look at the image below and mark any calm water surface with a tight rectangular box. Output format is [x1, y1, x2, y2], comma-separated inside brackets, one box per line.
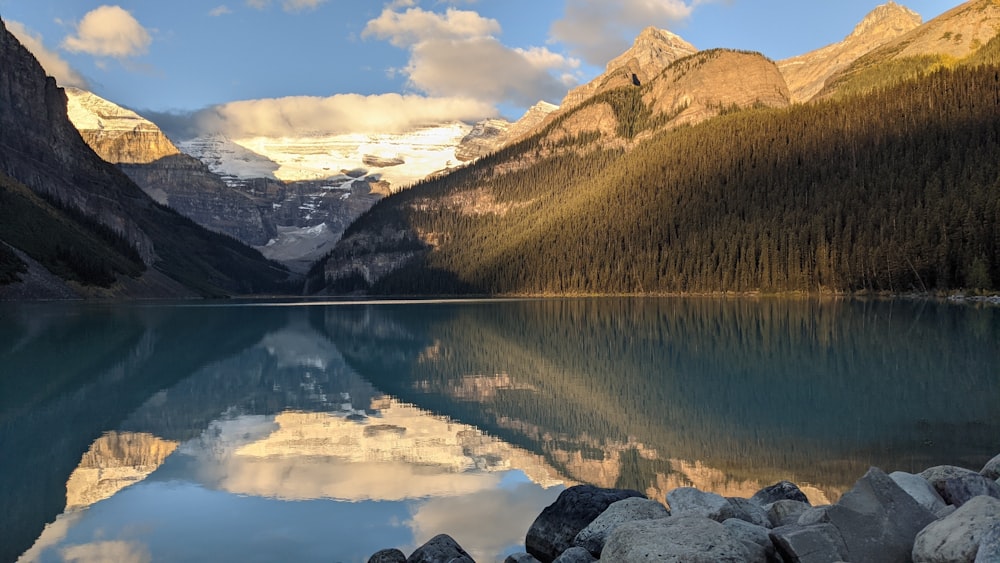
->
[1, 298, 998, 562]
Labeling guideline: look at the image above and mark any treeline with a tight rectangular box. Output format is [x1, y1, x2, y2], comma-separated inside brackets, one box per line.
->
[324, 61, 1000, 296]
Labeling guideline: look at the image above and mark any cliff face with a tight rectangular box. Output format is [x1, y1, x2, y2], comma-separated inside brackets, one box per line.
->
[779, 2, 922, 102]
[65, 87, 180, 164]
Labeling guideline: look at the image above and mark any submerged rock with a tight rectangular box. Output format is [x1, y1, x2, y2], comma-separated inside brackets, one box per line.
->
[525, 485, 644, 562]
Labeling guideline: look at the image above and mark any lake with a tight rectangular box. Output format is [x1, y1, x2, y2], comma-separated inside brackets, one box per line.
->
[2, 298, 998, 562]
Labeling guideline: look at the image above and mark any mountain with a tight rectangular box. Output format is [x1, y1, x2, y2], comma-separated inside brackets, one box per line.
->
[818, 0, 1000, 98]
[0, 19, 294, 298]
[456, 101, 560, 162]
[312, 6, 1000, 296]
[778, 2, 923, 102]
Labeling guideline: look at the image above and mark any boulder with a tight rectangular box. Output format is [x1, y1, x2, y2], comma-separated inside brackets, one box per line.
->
[890, 471, 948, 513]
[552, 547, 595, 563]
[808, 467, 937, 562]
[912, 495, 1000, 563]
[769, 523, 849, 563]
[723, 518, 777, 563]
[974, 521, 1000, 563]
[406, 534, 474, 563]
[504, 554, 541, 563]
[572, 497, 669, 556]
[768, 499, 811, 527]
[981, 453, 1000, 480]
[919, 465, 1000, 506]
[525, 485, 644, 562]
[603, 515, 751, 562]
[369, 549, 407, 563]
[666, 487, 730, 521]
[751, 481, 811, 506]
[721, 497, 772, 528]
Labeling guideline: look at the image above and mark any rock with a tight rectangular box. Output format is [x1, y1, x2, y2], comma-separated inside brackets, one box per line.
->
[936, 504, 958, 519]
[920, 465, 1000, 507]
[504, 554, 541, 563]
[666, 487, 730, 521]
[718, 497, 771, 528]
[810, 466, 937, 562]
[768, 499, 811, 527]
[751, 481, 811, 506]
[723, 519, 777, 562]
[975, 522, 1000, 563]
[406, 534, 474, 563]
[525, 485, 644, 562]
[603, 515, 751, 562]
[982, 453, 1000, 480]
[572, 497, 669, 557]
[369, 548, 407, 563]
[770, 523, 849, 563]
[912, 495, 1000, 563]
[552, 547, 595, 563]
[890, 471, 948, 513]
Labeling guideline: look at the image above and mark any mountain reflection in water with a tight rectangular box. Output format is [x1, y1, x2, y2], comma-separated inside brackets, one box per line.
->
[1, 298, 998, 562]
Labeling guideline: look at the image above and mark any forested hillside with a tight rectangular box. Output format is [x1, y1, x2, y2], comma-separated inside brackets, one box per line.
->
[316, 49, 1000, 295]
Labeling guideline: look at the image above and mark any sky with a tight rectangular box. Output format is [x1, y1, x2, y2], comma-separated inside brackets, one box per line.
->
[0, 0, 960, 139]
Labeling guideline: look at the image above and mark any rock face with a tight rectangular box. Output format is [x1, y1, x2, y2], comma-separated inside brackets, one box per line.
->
[65, 87, 180, 164]
[778, 1, 922, 102]
[525, 485, 644, 562]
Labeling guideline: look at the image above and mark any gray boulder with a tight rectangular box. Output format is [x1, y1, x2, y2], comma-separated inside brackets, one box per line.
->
[551, 547, 595, 563]
[912, 495, 1000, 563]
[504, 554, 541, 563]
[666, 487, 730, 521]
[751, 481, 810, 506]
[572, 497, 669, 556]
[603, 515, 751, 562]
[525, 485, 644, 562]
[769, 523, 849, 563]
[768, 499, 811, 528]
[890, 471, 948, 514]
[369, 548, 407, 563]
[721, 496, 772, 528]
[981, 453, 1000, 480]
[793, 467, 936, 562]
[919, 465, 1000, 506]
[974, 521, 1000, 563]
[724, 518, 777, 563]
[406, 534, 474, 563]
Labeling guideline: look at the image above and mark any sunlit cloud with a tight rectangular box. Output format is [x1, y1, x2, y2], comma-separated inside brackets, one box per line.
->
[62, 5, 152, 59]
[5, 20, 89, 88]
[151, 93, 496, 139]
[60, 541, 151, 563]
[364, 6, 577, 108]
[209, 5, 233, 16]
[551, 0, 701, 65]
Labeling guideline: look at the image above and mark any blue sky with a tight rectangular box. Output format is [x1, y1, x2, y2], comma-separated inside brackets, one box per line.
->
[0, 0, 958, 137]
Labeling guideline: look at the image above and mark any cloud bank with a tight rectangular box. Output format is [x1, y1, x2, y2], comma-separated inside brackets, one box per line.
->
[62, 5, 152, 59]
[551, 0, 699, 66]
[152, 93, 495, 139]
[5, 21, 89, 88]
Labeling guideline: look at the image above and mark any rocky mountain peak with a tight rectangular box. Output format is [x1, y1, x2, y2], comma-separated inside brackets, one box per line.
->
[847, 1, 922, 40]
[65, 87, 180, 165]
[606, 27, 698, 75]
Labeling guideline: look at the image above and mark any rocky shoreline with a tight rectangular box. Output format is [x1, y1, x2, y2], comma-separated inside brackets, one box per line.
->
[367, 454, 1000, 562]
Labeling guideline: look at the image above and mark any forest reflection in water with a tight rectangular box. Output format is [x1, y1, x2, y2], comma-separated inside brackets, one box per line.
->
[1, 297, 997, 562]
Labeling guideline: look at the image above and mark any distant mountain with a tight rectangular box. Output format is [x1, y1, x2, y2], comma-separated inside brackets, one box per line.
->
[0, 19, 294, 298]
[818, 0, 1000, 98]
[312, 6, 1000, 296]
[456, 101, 559, 162]
[779, 1, 922, 102]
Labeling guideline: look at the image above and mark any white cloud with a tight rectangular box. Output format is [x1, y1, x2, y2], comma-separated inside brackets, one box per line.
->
[244, 0, 328, 13]
[62, 5, 152, 59]
[551, 0, 698, 66]
[364, 7, 577, 108]
[209, 5, 233, 16]
[5, 20, 89, 88]
[182, 93, 496, 138]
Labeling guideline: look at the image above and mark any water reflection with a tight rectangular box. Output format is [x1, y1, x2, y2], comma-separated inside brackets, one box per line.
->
[1, 298, 998, 562]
